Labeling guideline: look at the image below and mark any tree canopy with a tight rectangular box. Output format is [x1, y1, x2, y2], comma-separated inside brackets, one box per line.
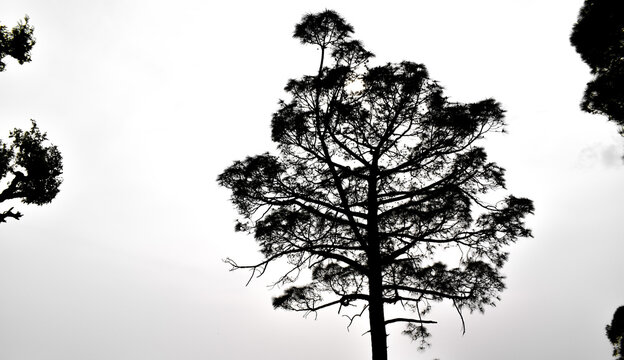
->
[0, 121, 63, 223]
[218, 10, 533, 360]
[1, 17, 62, 223]
[0, 16, 35, 72]
[570, 1, 624, 129]
[607, 306, 624, 360]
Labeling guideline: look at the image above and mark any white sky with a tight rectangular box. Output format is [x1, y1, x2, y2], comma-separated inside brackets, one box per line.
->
[0, 1, 622, 359]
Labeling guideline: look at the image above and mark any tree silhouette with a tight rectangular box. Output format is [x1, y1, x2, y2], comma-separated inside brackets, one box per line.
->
[0, 16, 35, 72]
[570, 1, 624, 130]
[218, 10, 533, 360]
[607, 306, 624, 360]
[0, 121, 63, 223]
[1, 17, 62, 223]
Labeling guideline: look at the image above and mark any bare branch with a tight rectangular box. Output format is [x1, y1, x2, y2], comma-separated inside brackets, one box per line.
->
[385, 318, 438, 325]
[0, 207, 23, 222]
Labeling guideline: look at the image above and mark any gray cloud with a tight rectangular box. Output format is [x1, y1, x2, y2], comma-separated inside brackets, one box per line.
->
[577, 142, 623, 168]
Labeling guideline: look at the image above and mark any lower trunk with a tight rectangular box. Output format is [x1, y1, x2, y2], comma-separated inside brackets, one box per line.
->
[367, 166, 387, 360]
[368, 273, 388, 360]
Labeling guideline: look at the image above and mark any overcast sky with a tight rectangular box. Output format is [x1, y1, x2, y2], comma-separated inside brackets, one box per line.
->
[0, 1, 622, 359]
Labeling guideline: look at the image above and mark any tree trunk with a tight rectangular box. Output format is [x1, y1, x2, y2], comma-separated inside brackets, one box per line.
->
[367, 164, 387, 360]
[368, 269, 388, 360]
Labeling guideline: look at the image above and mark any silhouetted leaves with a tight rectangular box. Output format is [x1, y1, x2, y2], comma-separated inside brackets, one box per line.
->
[0, 16, 35, 72]
[0, 121, 63, 223]
[607, 306, 624, 360]
[294, 10, 353, 48]
[571, 1, 624, 128]
[0, 17, 62, 224]
[219, 10, 533, 360]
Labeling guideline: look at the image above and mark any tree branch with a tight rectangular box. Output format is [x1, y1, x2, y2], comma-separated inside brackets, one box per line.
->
[0, 207, 23, 222]
[385, 318, 438, 325]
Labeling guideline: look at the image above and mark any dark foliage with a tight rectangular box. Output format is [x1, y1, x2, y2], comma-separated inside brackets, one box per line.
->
[1, 16, 62, 223]
[0, 16, 35, 72]
[218, 10, 533, 360]
[607, 306, 624, 359]
[570, 1, 624, 128]
[0, 121, 63, 223]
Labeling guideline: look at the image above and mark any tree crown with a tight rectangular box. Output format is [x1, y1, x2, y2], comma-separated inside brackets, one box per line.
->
[0, 121, 63, 223]
[219, 10, 533, 351]
[0, 16, 35, 72]
[570, 1, 624, 126]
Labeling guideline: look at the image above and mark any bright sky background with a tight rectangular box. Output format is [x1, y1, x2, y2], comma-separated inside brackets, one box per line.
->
[0, 1, 622, 359]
